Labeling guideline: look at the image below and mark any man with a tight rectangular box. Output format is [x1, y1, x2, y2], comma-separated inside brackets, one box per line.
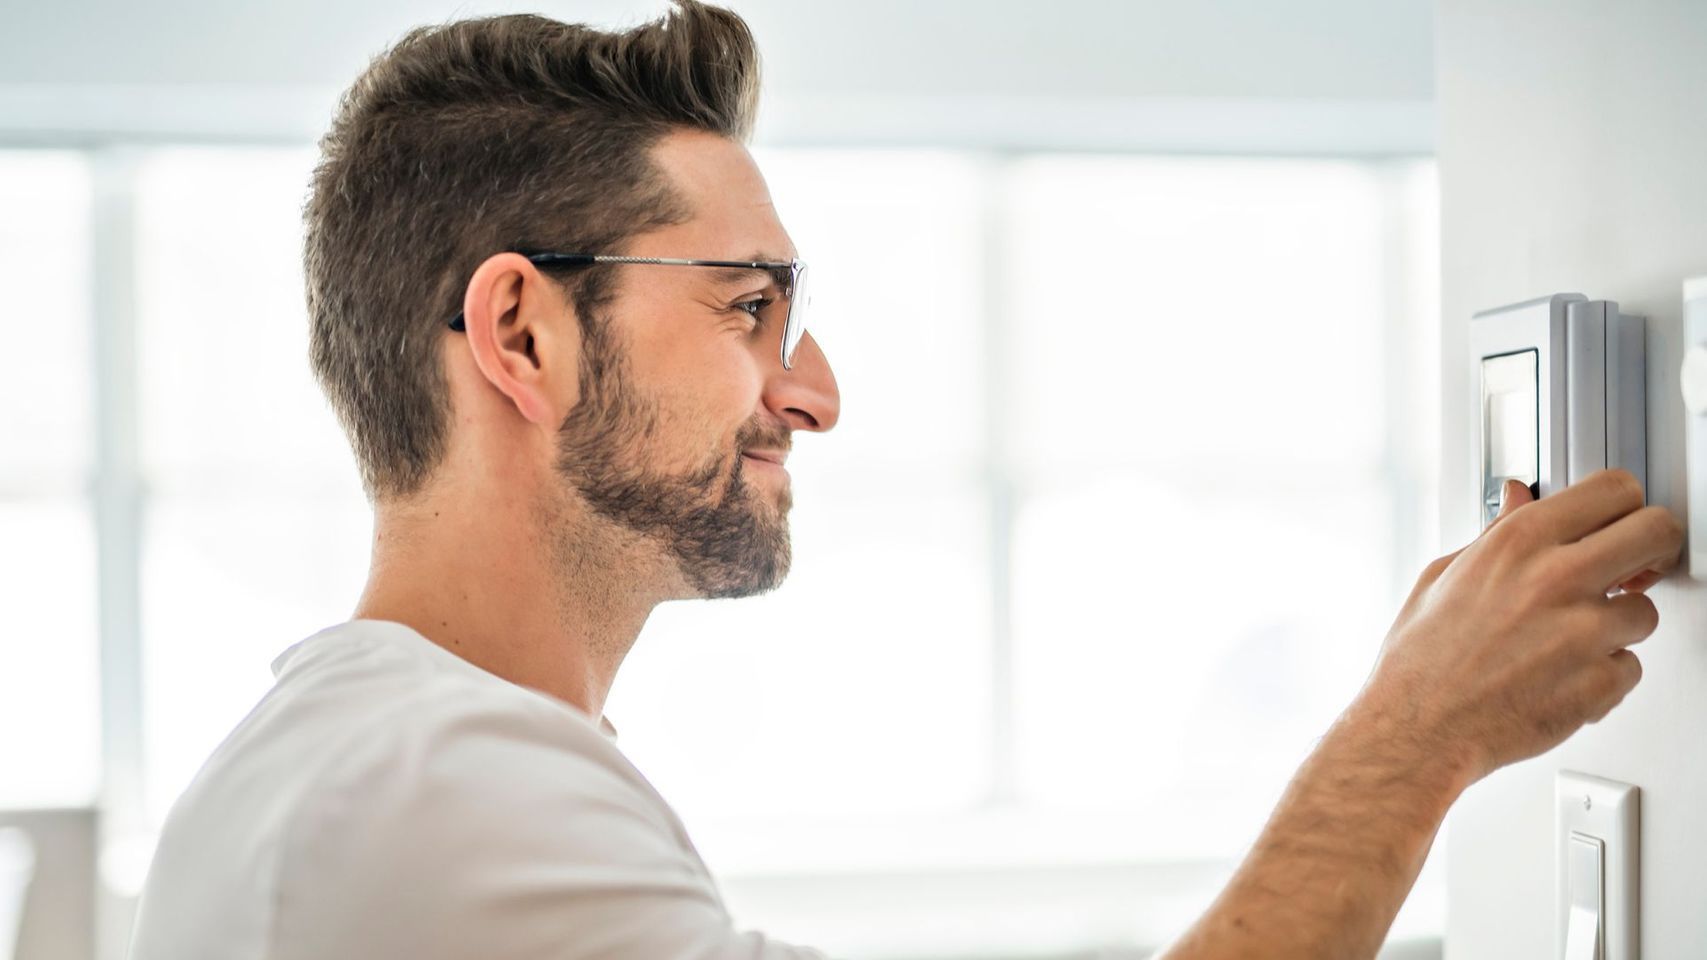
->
[127, 3, 1684, 958]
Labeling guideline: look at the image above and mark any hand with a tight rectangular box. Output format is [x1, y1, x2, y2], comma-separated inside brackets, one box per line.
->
[1357, 469, 1683, 789]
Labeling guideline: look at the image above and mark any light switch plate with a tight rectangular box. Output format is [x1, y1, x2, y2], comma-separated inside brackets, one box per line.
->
[1556, 771, 1639, 959]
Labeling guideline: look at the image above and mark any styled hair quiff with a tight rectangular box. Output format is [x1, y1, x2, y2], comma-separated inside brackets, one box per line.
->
[305, 2, 761, 502]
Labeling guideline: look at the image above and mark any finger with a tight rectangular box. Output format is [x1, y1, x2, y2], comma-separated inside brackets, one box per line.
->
[1610, 648, 1644, 692]
[1530, 469, 1646, 544]
[1617, 571, 1664, 594]
[1595, 649, 1644, 717]
[1555, 648, 1643, 728]
[1580, 651, 1645, 724]
[1416, 482, 1536, 595]
[1491, 478, 1532, 526]
[1563, 504, 1684, 591]
[1595, 592, 1661, 652]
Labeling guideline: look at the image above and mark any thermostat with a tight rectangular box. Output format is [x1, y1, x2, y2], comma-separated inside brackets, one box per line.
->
[1471, 293, 1646, 528]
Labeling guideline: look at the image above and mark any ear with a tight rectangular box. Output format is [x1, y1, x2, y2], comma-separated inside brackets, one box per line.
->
[455, 253, 582, 427]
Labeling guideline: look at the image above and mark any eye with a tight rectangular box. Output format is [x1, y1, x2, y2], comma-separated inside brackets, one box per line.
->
[732, 297, 774, 323]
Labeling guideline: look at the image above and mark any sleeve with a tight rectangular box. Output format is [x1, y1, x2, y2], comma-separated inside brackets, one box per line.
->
[268, 705, 835, 960]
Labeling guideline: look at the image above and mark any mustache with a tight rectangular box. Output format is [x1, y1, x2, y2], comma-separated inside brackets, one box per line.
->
[735, 418, 792, 457]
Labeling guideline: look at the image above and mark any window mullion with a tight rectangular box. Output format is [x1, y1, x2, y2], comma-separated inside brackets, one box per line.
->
[90, 145, 148, 960]
[981, 152, 1020, 809]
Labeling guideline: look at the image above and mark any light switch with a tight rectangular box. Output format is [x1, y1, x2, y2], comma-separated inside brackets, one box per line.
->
[1556, 772, 1638, 960]
[1566, 833, 1603, 960]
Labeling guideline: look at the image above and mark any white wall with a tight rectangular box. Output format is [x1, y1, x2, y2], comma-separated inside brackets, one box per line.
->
[0, 0, 1433, 151]
[1437, 1, 1707, 956]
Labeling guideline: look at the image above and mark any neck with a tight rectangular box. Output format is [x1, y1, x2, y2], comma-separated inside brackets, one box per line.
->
[350, 481, 673, 721]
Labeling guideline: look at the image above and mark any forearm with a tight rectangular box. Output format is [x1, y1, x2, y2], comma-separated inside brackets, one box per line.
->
[1154, 694, 1472, 960]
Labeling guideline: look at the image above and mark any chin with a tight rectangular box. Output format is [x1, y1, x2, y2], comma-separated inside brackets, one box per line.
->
[696, 533, 792, 599]
[655, 453, 795, 599]
[685, 508, 792, 599]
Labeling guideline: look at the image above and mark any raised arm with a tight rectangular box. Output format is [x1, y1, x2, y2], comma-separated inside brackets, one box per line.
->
[1154, 469, 1682, 960]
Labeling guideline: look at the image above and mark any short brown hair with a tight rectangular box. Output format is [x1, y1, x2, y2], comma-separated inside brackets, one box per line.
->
[305, 2, 761, 502]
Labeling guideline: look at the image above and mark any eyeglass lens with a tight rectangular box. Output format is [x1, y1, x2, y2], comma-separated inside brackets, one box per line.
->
[782, 262, 809, 369]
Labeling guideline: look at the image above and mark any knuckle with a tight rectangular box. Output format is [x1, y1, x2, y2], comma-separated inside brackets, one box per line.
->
[1579, 690, 1613, 723]
[1562, 604, 1606, 648]
[1504, 570, 1549, 616]
[1529, 551, 1579, 595]
[1597, 660, 1627, 698]
[1585, 700, 1617, 725]
[1598, 652, 1642, 703]
[1489, 510, 1540, 552]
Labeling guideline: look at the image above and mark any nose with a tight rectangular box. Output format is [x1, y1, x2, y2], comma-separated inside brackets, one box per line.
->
[764, 331, 839, 432]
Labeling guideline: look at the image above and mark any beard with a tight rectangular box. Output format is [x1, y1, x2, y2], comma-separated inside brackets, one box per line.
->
[551, 307, 793, 599]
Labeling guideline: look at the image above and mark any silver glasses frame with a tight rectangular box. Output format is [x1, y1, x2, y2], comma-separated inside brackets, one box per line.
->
[447, 252, 810, 371]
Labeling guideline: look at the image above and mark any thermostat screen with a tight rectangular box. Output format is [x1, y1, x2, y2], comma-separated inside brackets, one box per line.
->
[1482, 349, 1539, 523]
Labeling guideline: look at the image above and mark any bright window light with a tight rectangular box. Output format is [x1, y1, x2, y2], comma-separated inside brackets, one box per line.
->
[0, 151, 100, 810]
[0, 151, 94, 486]
[131, 147, 369, 824]
[104, 144, 1437, 957]
[610, 150, 995, 834]
[1003, 156, 1401, 856]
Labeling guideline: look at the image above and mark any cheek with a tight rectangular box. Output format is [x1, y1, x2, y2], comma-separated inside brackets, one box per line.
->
[623, 306, 766, 457]
[643, 360, 764, 468]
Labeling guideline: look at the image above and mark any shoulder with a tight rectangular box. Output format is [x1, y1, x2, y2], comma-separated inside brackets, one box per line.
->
[267, 620, 669, 830]
[283, 642, 683, 854]
[263, 665, 719, 957]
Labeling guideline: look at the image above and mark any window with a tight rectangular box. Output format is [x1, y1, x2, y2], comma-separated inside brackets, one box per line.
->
[131, 148, 371, 824]
[607, 152, 1442, 953]
[0, 151, 101, 810]
[608, 152, 996, 826]
[1003, 157, 1402, 851]
[11, 143, 1439, 956]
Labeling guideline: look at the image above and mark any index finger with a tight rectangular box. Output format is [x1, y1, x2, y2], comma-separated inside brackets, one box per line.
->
[1526, 469, 1646, 544]
[1563, 504, 1684, 591]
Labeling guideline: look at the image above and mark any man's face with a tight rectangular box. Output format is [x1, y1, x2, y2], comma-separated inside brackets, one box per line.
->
[552, 131, 840, 599]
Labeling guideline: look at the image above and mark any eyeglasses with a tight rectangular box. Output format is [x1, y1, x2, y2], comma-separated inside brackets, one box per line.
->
[447, 252, 811, 371]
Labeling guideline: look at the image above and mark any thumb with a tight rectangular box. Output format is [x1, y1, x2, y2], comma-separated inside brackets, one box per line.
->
[1488, 478, 1534, 528]
[1414, 480, 1536, 595]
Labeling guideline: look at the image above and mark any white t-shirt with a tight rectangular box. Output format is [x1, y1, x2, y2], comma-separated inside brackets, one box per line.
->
[128, 618, 829, 960]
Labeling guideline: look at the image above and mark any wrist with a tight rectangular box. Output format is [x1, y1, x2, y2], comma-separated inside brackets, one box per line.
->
[1331, 685, 1481, 815]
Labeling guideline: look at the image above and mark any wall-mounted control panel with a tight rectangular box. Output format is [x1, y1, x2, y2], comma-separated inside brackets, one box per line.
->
[1556, 772, 1639, 960]
[1472, 294, 1647, 527]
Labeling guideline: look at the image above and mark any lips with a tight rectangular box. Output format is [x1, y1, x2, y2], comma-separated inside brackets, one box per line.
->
[741, 450, 788, 467]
